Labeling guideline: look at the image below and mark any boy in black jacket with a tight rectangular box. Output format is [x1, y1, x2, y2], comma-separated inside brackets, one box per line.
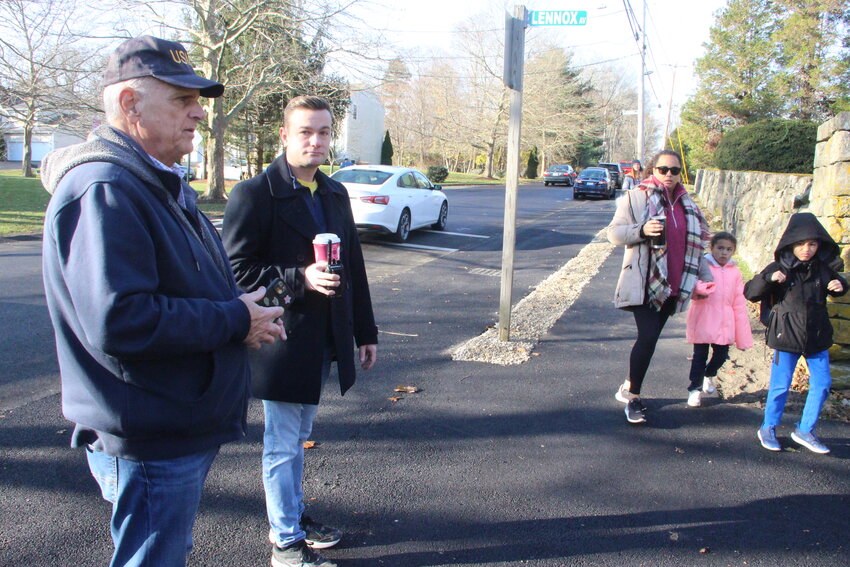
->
[744, 212, 847, 454]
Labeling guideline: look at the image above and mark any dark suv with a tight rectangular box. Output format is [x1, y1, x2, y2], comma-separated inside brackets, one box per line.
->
[597, 162, 624, 190]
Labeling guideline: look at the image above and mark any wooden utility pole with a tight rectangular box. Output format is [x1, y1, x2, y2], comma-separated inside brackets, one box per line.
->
[636, 0, 646, 162]
[498, 5, 526, 341]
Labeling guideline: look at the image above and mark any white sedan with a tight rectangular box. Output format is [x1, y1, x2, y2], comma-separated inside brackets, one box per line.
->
[330, 165, 448, 242]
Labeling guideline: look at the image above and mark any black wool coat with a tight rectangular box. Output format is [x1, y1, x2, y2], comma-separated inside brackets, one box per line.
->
[222, 156, 378, 404]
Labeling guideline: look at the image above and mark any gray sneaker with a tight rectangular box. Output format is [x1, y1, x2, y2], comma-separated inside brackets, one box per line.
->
[757, 426, 781, 451]
[302, 515, 342, 549]
[268, 517, 342, 550]
[625, 398, 646, 424]
[272, 540, 337, 567]
[791, 428, 830, 454]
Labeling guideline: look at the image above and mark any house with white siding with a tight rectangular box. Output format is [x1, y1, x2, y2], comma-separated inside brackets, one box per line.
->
[334, 90, 385, 165]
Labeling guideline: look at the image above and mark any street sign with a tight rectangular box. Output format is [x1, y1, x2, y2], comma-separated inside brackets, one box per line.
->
[527, 10, 587, 26]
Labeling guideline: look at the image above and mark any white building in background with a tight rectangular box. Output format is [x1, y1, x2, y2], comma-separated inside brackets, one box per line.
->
[1, 121, 84, 163]
[335, 90, 385, 165]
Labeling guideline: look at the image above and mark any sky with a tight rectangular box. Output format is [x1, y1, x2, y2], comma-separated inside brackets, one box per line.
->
[336, 0, 730, 126]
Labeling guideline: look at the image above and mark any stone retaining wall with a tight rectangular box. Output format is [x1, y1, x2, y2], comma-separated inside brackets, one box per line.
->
[693, 111, 850, 369]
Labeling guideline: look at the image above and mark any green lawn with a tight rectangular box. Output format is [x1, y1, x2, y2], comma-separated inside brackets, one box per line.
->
[0, 170, 50, 235]
[1, 167, 523, 236]
[0, 171, 228, 236]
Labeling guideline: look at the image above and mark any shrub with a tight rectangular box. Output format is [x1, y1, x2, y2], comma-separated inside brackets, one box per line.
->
[713, 119, 817, 174]
[380, 130, 394, 165]
[426, 166, 449, 183]
[524, 146, 539, 179]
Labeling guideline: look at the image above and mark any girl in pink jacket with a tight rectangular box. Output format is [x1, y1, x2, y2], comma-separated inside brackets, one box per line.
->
[685, 232, 753, 407]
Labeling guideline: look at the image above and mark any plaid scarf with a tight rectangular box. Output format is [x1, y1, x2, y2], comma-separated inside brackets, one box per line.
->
[640, 178, 708, 312]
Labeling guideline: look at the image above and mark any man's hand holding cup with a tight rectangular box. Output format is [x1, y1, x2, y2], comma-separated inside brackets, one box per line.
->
[306, 262, 340, 296]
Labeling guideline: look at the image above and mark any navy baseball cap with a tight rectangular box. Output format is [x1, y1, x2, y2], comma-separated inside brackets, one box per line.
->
[104, 35, 224, 98]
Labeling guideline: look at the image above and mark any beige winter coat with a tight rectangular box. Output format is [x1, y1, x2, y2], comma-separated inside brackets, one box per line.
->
[607, 189, 711, 309]
[607, 189, 653, 308]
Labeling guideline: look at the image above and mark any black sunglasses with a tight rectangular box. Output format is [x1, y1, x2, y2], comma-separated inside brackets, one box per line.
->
[655, 166, 681, 175]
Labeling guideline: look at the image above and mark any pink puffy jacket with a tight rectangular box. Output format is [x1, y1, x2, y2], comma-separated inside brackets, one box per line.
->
[685, 255, 753, 348]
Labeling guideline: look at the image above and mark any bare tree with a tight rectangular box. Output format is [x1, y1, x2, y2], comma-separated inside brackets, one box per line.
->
[453, 20, 508, 178]
[111, 0, 353, 199]
[0, 0, 100, 177]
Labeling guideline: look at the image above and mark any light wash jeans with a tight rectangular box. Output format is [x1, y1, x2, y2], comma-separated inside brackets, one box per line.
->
[86, 445, 219, 567]
[762, 349, 831, 434]
[264, 349, 332, 548]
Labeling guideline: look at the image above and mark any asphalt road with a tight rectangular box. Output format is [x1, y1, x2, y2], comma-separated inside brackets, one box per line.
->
[2, 184, 848, 566]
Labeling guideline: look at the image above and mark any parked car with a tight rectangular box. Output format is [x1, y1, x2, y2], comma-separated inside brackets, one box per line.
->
[573, 167, 615, 200]
[619, 161, 635, 176]
[330, 165, 448, 242]
[543, 164, 576, 186]
[597, 162, 624, 189]
[223, 159, 249, 180]
[176, 163, 196, 181]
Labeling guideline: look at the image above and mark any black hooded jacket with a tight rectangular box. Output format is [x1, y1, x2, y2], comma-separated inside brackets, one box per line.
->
[744, 213, 847, 354]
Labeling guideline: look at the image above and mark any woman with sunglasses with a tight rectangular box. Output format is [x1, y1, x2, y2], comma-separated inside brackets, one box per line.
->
[607, 149, 711, 424]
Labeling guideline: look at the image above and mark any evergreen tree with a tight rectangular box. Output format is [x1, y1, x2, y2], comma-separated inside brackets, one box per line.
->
[772, 0, 850, 120]
[381, 130, 394, 165]
[679, 0, 782, 169]
[524, 146, 539, 179]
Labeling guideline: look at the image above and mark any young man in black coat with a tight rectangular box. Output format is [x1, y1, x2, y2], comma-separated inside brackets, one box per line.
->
[222, 95, 378, 567]
[745, 212, 847, 454]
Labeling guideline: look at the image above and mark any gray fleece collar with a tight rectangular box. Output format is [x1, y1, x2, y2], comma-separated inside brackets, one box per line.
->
[40, 125, 165, 195]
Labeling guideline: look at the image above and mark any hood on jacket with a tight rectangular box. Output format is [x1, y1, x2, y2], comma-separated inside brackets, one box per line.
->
[774, 212, 840, 265]
[40, 125, 164, 195]
[704, 252, 736, 268]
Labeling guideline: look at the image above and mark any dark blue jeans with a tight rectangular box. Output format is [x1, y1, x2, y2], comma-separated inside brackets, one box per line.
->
[688, 343, 730, 391]
[86, 445, 219, 567]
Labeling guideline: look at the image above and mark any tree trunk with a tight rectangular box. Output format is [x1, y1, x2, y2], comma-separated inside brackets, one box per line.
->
[485, 142, 495, 178]
[204, 98, 227, 200]
[255, 138, 264, 176]
[22, 123, 34, 178]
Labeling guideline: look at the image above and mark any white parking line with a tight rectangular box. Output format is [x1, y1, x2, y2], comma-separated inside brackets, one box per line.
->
[380, 242, 459, 252]
[420, 230, 489, 238]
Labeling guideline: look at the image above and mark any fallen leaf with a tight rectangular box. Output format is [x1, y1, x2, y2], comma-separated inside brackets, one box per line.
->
[675, 447, 685, 454]
[391, 288, 401, 291]
[532, 352, 540, 356]
[395, 385, 420, 394]
[303, 440, 318, 449]
[389, 396, 403, 402]
[56, 429, 66, 435]
[518, 347, 527, 353]
[699, 547, 710, 554]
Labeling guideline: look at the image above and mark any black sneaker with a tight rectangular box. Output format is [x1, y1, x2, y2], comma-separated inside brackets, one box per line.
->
[272, 540, 337, 567]
[301, 515, 342, 549]
[625, 398, 646, 424]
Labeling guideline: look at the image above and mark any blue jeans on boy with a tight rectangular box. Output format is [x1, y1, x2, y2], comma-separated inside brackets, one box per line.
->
[86, 445, 219, 567]
[762, 349, 831, 434]
[264, 350, 332, 548]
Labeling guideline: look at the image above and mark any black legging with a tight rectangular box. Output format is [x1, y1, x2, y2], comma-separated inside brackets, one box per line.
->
[687, 343, 730, 391]
[628, 296, 677, 395]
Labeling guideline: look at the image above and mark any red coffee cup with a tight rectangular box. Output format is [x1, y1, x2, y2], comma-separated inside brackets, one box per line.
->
[312, 233, 341, 263]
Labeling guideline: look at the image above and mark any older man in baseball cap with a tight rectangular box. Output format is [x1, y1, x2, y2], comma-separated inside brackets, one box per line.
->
[40, 36, 285, 567]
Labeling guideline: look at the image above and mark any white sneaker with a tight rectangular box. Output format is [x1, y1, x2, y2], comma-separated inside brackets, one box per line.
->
[687, 390, 702, 407]
[702, 376, 715, 394]
[615, 380, 631, 404]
